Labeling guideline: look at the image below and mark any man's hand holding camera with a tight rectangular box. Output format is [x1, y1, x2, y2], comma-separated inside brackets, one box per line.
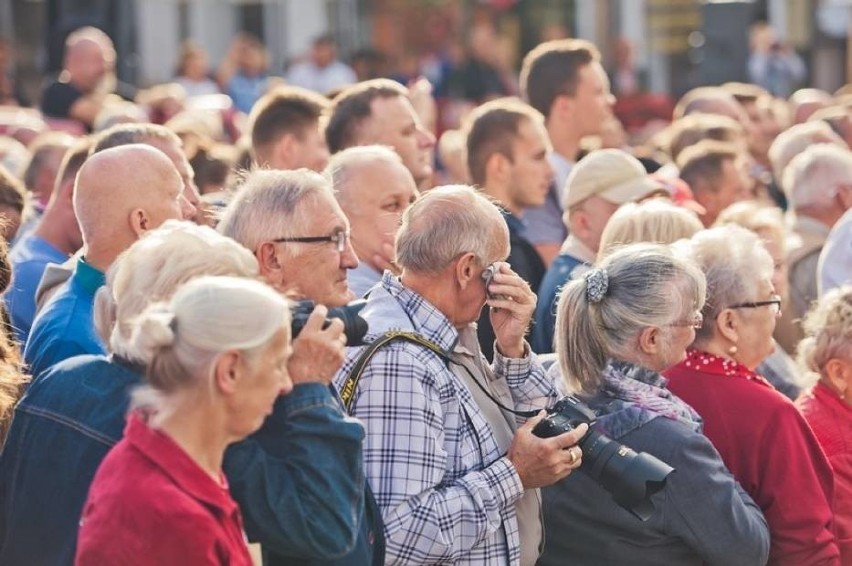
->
[484, 262, 537, 359]
[287, 305, 347, 385]
[508, 411, 587, 488]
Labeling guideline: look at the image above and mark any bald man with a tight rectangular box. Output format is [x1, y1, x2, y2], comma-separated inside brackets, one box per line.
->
[40, 26, 118, 129]
[24, 144, 193, 377]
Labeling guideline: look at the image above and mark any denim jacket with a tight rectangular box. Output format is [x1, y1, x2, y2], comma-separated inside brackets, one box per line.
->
[0, 356, 373, 566]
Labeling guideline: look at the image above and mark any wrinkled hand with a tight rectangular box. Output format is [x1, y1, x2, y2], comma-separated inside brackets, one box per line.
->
[287, 305, 346, 385]
[486, 262, 536, 358]
[508, 411, 587, 489]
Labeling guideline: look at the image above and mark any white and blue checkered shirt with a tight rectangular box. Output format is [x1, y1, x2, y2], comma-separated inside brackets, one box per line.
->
[334, 273, 557, 565]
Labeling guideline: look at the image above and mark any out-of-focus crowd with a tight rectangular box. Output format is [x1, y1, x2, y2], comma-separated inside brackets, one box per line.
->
[0, 22, 848, 566]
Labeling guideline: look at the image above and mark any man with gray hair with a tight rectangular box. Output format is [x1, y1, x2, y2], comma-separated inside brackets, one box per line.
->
[784, 144, 852, 327]
[218, 168, 383, 566]
[326, 145, 418, 297]
[333, 185, 586, 565]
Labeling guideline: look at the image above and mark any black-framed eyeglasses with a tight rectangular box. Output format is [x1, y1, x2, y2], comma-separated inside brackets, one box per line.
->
[273, 228, 350, 253]
[667, 311, 704, 330]
[727, 294, 782, 316]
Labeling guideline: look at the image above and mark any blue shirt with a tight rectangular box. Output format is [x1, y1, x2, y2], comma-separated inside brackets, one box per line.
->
[348, 263, 382, 299]
[227, 72, 271, 114]
[24, 257, 106, 378]
[531, 252, 590, 354]
[522, 152, 573, 246]
[5, 235, 69, 344]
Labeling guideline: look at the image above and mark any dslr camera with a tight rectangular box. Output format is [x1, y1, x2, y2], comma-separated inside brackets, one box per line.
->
[290, 299, 369, 346]
[533, 395, 674, 521]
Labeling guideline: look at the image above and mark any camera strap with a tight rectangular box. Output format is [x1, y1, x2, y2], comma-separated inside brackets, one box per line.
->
[339, 330, 538, 418]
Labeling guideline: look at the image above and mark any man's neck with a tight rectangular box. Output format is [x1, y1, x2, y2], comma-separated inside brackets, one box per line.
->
[400, 271, 464, 329]
[481, 182, 521, 217]
[33, 212, 77, 256]
[546, 119, 581, 163]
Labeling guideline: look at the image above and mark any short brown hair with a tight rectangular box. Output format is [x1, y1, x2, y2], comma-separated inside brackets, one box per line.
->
[54, 138, 92, 192]
[465, 98, 544, 186]
[678, 140, 740, 194]
[0, 165, 25, 214]
[667, 114, 745, 161]
[325, 79, 408, 153]
[91, 123, 181, 155]
[23, 132, 75, 191]
[519, 39, 599, 119]
[249, 86, 329, 163]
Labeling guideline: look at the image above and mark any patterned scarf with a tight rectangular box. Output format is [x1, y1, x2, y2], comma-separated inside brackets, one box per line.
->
[584, 359, 703, 439]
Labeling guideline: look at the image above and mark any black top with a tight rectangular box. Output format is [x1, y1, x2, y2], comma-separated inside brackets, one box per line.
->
[40, 80, 83, 120]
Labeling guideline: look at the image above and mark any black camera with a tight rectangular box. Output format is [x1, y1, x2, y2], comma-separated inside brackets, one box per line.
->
[290, 299, 369, 346]
[533, 395, 674, 521]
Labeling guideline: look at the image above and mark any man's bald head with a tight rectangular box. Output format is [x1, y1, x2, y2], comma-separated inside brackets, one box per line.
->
[64, 27, 115, 93]
[73, 144, 185, 249]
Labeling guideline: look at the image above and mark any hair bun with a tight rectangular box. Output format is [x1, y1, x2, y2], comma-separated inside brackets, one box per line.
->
[585, 268, 609, 303]
[127, 307, 177, 364]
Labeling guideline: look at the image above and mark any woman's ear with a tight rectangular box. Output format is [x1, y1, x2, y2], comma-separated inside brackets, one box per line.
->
[213, 350, 241, 396]
[714, 308, 740, 345]
[824, 358, 851, 399]
[638, 325, 661, 357]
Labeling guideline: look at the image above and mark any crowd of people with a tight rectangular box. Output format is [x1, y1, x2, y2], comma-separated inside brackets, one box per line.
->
[0, 22, 848, 566]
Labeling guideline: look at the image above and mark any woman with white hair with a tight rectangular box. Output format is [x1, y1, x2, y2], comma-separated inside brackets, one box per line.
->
[76, 276, 292, 564]
[666, 225, 839, 565]
[797, 286, 852, 563]
[539, 243, 769, 566]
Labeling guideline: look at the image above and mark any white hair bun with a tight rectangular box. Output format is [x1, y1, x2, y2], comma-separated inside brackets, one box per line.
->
[128, 306, 177, 364]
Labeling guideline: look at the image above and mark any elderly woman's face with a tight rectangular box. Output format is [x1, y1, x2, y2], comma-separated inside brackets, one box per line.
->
[230, 327, 293, 438]
[757, 232, 788, 299]
[730, 278, 779, 370]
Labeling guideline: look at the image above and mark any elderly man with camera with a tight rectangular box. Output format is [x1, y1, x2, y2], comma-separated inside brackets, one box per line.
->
[218, 168, 382, 566]
[333, 185, 585, 566]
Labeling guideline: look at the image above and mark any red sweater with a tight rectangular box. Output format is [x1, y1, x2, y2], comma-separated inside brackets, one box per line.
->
[798, 382, 852, 564]
[76, 413, 253, 566]
[666, 350, 840, 566]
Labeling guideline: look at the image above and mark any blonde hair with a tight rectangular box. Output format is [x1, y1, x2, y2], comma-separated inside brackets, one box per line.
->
[556, 243, 706, 394]
[127, 276, 290, 415]
[797, 285, 852, 380]
[95, 220, 259, 360]
[673, 225, 774, 345]
[714, 200, 786, 249]
[598, 199, 703, 261]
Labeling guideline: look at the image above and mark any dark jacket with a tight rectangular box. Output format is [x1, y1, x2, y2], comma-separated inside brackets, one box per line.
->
[224, 384, 384, 566]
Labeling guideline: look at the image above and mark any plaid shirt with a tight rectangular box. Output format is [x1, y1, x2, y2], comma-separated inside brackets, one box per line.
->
[334, 273, 557, 565]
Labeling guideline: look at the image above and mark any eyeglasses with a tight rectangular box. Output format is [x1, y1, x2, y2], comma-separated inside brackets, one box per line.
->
[273, 228, 350, 253]
[727, 294, 782, 316]
[667, 311, 704, 330]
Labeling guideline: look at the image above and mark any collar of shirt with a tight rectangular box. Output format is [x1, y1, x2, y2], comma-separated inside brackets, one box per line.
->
[813, 380, 852, 417]
[124, 411, 238, 515]
[792, 215, 832, 239]
[73, 257, 105, 295]
[548, 151, 574, 204]
[558, 234, 596, 264]
[381, 271, 458, 353]
[681, 349, 773, 388]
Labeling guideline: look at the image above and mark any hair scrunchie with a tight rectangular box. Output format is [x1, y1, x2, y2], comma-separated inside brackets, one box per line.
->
[585, 268, 609, 304]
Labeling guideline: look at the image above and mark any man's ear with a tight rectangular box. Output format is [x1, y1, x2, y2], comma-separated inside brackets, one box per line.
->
[256, 241, 283, 278]
[128, 208, 149, 237]
[272, 134, 296, 169]
[454, 252, 479, 290]
[551, 94, 574, 123]
[484, 152, 510, 187]
[213, 350, 241, 396]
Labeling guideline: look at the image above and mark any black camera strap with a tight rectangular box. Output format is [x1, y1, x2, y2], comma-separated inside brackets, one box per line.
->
[340, 330, 538, 418]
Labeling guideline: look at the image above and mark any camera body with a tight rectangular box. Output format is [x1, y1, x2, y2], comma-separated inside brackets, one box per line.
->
[533, 395, 674, 521]
[290, 299, 368, 346]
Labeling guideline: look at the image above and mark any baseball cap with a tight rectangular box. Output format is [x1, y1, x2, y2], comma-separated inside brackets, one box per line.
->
[563, 149, 667, 209]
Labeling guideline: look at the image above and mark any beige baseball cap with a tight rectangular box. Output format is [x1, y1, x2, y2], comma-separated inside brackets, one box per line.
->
[563, 149, 666, 209]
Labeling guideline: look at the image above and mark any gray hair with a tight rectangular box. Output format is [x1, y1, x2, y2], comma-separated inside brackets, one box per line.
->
[91, 122, 182, 155]
[672, 225, 774, 345]
[783, 144, 852, 212]
[797, 285, 852, 380]
[95, 220, 260, 360]
[556, 243, 706, 394]
[217, 168, 334, 252]
[126, 275, 290, 422]
[396, 184, 507, 273]
[767, 121, 845, 188]
[325, 145, 403, 209]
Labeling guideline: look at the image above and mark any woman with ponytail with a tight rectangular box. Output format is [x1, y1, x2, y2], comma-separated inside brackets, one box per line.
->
[76, 276, 293, 565]
[539, 243, 770, 566]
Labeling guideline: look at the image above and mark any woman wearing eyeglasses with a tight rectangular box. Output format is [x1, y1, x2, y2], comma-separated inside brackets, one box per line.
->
[666, 225, 840, 566]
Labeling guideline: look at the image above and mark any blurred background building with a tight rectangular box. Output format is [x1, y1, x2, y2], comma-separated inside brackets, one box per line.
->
[0, 0, 848, 111]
